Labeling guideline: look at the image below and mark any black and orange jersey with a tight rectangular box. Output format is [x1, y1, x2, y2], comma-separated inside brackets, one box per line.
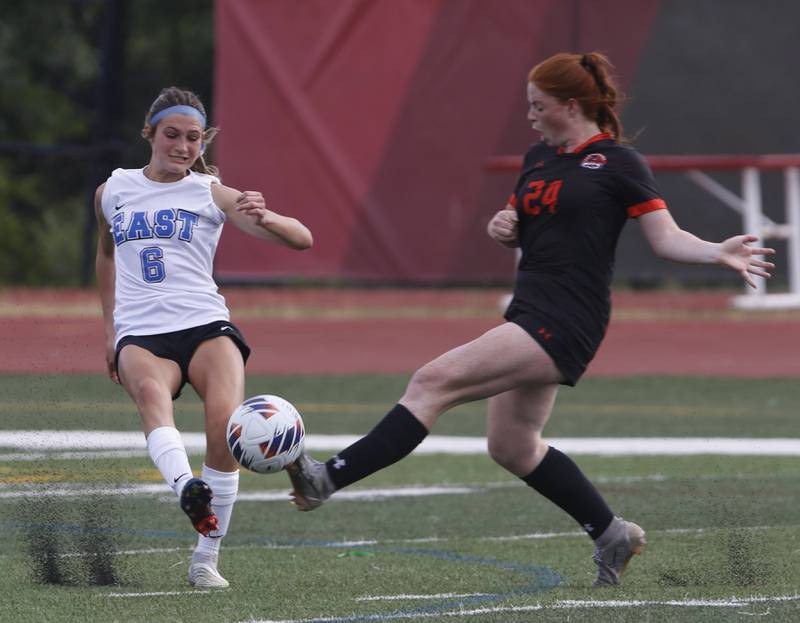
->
[504, 133, 667, 384]
[508, 133, 665, 291]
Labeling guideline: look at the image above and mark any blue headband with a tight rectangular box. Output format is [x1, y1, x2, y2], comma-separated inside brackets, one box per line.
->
[149, 104, 207, 128]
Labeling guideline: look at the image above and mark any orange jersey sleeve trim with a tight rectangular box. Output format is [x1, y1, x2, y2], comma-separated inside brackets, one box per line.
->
[628, 198, 667, 217]
[508, 193, 517, 208]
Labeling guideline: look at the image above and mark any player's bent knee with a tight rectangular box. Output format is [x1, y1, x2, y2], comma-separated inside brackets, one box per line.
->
[133, 376, 171, 406]
[405, 363, 455, 402]
[487, 440, 515, 470]
[488, 435, 544, 475]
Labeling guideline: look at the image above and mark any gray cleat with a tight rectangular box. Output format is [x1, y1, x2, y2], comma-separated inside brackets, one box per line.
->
[286, 452, 335, 511]
[592, 518, 646, 587]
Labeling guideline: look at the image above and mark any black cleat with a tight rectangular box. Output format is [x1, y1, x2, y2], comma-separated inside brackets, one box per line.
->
[179, 478, 219, 537]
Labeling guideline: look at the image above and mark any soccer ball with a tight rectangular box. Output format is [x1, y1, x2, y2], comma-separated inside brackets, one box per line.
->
[226, 395, 305, 473]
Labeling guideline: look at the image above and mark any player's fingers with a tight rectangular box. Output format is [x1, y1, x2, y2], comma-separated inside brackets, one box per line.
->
[107, 360, 120, 384]
[236, 200, 266, 212]
[240, 191, 264, 203]
[491, 225, 512, 238]
[748, 266, 772, 278]
[237, 192, 258, 204]
[495, 214, 516, 228]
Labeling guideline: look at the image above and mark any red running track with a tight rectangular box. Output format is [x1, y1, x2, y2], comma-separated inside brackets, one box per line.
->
[0, 289, 797, 378]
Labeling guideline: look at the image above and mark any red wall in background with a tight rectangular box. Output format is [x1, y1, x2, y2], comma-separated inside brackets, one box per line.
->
[213, 0, 660, 283]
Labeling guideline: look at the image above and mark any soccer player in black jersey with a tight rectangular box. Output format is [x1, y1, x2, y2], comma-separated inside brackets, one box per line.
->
[286, 52, 775, 587]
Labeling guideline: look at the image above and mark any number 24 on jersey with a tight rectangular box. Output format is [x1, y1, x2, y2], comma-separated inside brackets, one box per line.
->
[523, 180, 562, 215]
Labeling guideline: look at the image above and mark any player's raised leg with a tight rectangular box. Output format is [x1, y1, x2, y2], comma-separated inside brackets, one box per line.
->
[118, 346, 219, 534]
[289, 323, 563, 510]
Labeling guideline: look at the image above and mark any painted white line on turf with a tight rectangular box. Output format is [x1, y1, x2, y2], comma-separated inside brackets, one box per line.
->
[240, 485, 476, 502]
[0, 477, 701, 502]
[0, 449, 151, 461]
[0, 482, 478, 501]
[5, 431, 800, 455]
[482, 530, 583, 541]
[243, 594, 800, 623]
[105, 590, 215, 597]
[60, 546, 191, 558]
[40, 524, 795, 562]
[0, 483, 170, 498]
[356, 593, 492, 602]
[157, 486, 478, 504]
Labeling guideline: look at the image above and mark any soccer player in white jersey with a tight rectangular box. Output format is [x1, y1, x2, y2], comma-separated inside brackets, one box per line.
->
[95, 86, 313, 588]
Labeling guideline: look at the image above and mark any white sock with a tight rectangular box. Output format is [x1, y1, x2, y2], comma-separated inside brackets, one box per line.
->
[146, 426, 193, 497]
[192, 463, 239, 564]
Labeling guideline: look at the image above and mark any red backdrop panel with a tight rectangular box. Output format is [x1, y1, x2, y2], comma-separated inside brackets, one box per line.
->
[213, 0, 659, 282]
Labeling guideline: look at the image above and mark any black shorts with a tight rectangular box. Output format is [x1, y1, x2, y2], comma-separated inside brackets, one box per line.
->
[504, 298, 607, 387]
[115, 320, 251, 399]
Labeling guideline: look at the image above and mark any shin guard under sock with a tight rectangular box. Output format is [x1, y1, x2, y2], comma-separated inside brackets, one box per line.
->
[193, 464, 239, 561]
[521, 446, 614, 539]
[146, 426, 194, 497]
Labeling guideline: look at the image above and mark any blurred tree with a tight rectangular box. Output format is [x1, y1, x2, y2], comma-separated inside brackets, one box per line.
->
[0, 0, 214, 286]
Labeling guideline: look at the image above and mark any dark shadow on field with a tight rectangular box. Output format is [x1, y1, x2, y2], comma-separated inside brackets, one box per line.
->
[20, 490, 137, 587]
[656, 527, 774, 588]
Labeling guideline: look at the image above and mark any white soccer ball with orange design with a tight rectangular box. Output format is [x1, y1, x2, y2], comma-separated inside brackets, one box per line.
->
[226, 395, 305, 473]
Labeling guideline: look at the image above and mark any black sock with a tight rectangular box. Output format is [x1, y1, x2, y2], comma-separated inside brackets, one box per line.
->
[521, 446, 614, 539]
[325, 404, 428, 490]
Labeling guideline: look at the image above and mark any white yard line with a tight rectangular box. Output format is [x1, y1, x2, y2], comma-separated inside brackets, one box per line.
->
[0, 483, 170, 499]
[105, 590, 215, 597]
[60, 546, 190, 558]
[243, 594, 800, 623]
[0, 482, 477, 500]
[3, 431, 800, 456]
[0, 473, 794, 502]
[356, 593, 492, 602]
[0, 449, 151, 461]
[48, 524, 792, 561]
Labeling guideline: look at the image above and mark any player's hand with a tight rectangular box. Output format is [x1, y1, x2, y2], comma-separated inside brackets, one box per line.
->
[235, 191, 270, 226]
[717, 234, 775, 288]
[487, 204, 519, 247]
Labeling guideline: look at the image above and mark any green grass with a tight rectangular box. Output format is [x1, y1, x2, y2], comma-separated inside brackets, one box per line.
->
[2, 373, 800, 622]
[1, 373, 798, 436]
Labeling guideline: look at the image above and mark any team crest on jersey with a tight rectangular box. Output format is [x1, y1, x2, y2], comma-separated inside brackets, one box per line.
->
[580, 153, 608, 170]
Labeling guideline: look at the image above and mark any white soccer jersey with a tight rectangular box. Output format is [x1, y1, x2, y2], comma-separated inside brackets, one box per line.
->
[101, 168, 230, 344]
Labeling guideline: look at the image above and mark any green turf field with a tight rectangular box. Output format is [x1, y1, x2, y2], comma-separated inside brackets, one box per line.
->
[2, 374, 800, 622]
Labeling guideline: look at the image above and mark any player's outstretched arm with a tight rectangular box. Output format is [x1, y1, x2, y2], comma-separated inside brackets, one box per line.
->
[487, 203, 520, 248]
[638, 209, 775, 288]
[211, 183, 313, 250]
[94, 183, 120, 384]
